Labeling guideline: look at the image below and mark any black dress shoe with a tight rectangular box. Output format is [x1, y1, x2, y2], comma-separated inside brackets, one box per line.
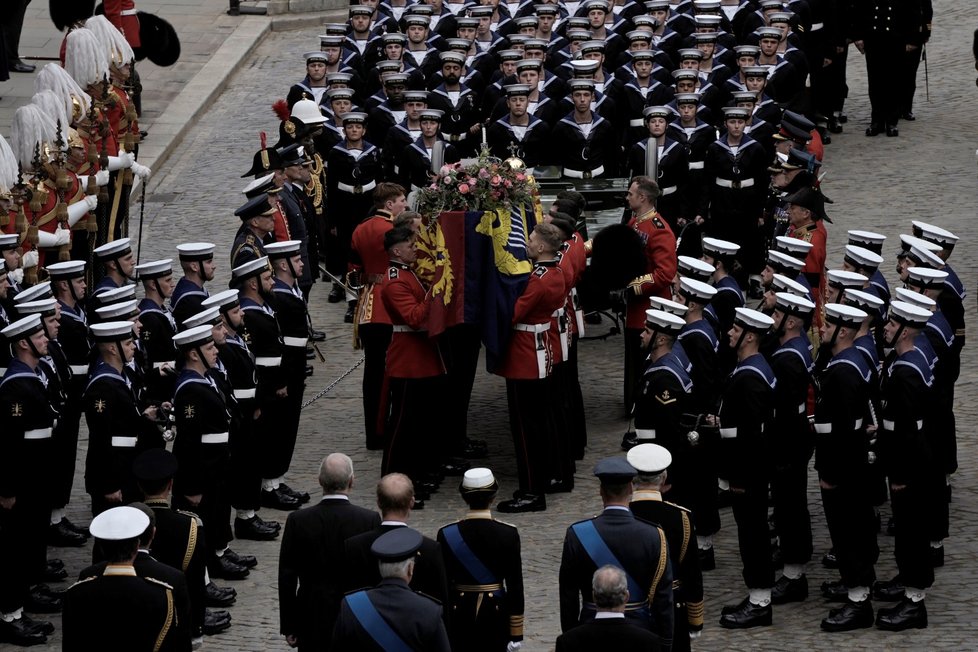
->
[886, 125, 899, 137]
[46, 559, 64, 572]
[930, 546, 944, 568]
[545, 479, 574, 494]
[821, 133, 832, 145]
[820, 579, 848, 602]
[49, 520, 88, 547]
[203, 610, 232, 635]
[210, 556, 250, 581]
[620, 431, 639, 450]
[721, 596, 749, 616]
[828, 117, 844, 133]
[306, 348, 315, 360]
[42, 565, 68, 583]
[698, 547, 715, 571]
[719, 599, 772, 628]
[901, 112, 916, 121]
[234, 516, 279, 541]
[327, 284, 344, 303]
[872, 579, 904, 602]
[415, 481, 439, 495]
[412, 499, 425, 509]
[205, 582, 236, 607]
[865, 123, 883, 137]
[439, 460, 470, 476]
[278, 483, 310, 504]
[497, 493, 547, 513]
[223, 548, 257, 569]
[260, 488, 300, 511]
[876, 597, 927, 630]
[772, 574, 807, 604]
[10, 60, 36, 73]
[25, 589, 62, 614]
[309, 328, 326, 342]
[0, 617, 47, 646]
[62, 518, 90, 537]
[255, 514, 281, 530]
[822, 548, 839, 568]
[20, 614, 54, 636]
[821, 599, 874, 631]
[838, 112, 848, 123]
[344, 303, 356, 323]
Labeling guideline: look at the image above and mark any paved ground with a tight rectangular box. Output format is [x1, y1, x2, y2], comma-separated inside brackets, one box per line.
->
[8, 1, 978, 650]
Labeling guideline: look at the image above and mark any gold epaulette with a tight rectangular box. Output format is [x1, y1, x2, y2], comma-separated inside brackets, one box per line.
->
[509, 614, 524, 637]
[144, 577, 174, 591]
[67, 575, 98, 590]
[664, 500, 691, 514]
[176, 509, 204, 527]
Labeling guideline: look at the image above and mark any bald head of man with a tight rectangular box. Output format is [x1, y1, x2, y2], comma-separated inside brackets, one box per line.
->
[318, 453, 355, 494]
[376, 473, 416, 519]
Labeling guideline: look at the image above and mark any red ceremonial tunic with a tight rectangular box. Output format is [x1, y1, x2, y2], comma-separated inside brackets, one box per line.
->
[350, 211, 394, 325]
[104, 0, 142, 48]
[382, 261, 444, 378]
[625, 210, 678, 330]
[497, 259, 566, 380]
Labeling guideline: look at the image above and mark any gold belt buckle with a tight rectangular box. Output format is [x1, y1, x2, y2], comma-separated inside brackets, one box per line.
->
[353, 185, 363, 194]
[731, 179, 741, 189]
[583, 170, 592, 179]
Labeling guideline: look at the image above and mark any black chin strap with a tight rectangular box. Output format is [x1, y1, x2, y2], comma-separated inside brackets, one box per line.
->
[194, 346, 211, 371]
[883, 322, 906, 349]
[115, 340, 130, 364]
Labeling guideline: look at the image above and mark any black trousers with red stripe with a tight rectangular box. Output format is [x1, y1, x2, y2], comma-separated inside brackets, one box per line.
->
[506, 377, 558, 496]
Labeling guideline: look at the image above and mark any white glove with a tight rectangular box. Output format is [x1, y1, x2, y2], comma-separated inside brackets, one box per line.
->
[54, 227, 71, 247]
[107, 151, 135, 171]
[506, 642, 522, 652]
[22, 250, 38, 268]
[131, 162, 151, 180]
[85, 194, 100, 210]
[8, 268, 23, 284]
[37, 226, 73, 248]
[66, 196, 98, 226]
[96, 169, 110, 186]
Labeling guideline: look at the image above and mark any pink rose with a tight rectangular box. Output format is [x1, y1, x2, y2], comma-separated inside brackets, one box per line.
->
[516, 173, 526, 181]
[458, 183, 470, 194]
[504, 179, 512, 188]
[478, 168, 490, 179]
[490, 175, 501, 186]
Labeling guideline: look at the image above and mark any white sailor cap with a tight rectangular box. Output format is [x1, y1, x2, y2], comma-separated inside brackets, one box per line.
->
[905, 267, 948, 291]
[888, 299, 931, 329]
[135, 259, 173, 280]
[643, 105, 674, 120]
[46, 259, 86, 279]
[93, 238, 132, 261]
[94, 284, 137, 305]
[304, 51, 328, 64]
[90, 320, 135, 342]
[404, 14, 431, 26]
[89, 505, 149, 541]
[176, 242, 215, 262]
[231, 256, 271, 282]
[898, 234, 940, 254]
[701, 237, 740, 258]
[265, 240, 302, 259]
[677, 255, 715, 281]
[460, 467, 497, 491]
[340, 111, 368, 125]
[15, 298, 58, 318]
[770, 273, 808, 296]
[644, 309, 685, 335]
[439, 51, 466, 65]
[96, 299, 139, 320]
[824, 303, 867, 327]
[905, 243, 944, 268]
[895, 287, 936, 311]
[183, 307, 222, 330]
[418, 108, 446, 121]
[847, 229, 886, 252]
[349, 4, 373, 15]
[569, 59, 600, 76]
[579, 40, 606, 55]
[773, 291, 814, 317]
[202, 289, 240, 312]
[765, 249, 804, 273]
[13, 281, 52, 303]
[755, 26, 782, 39]
[503, 84, 531, 98]
[626, 443, 672, 474]
[649, 296, 688, 317]
[173, 323, 214, 349]
[733, 307, 774, 333]
[826, 269, 867, 290]
[774, 235, 812, 256]
[911, 220, 958, 250]
[1, 314, 43, 341]
[242, 173, 278, 199]
[677, 276, 717, 303]
[0, 233, 19, 251]
[844, 288, 884, 312]
[843, 245, 884, 272]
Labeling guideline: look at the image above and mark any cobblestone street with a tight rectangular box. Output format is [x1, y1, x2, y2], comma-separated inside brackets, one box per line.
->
[13, 1, 978, 650]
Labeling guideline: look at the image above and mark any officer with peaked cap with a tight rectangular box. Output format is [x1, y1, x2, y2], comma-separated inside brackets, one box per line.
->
[559, 457, 674, 643]
[84, 321, 161, 515]
[436, 468, 525, 652]
[332, 527, 451, 651]
[92, 238, 136, 296]
[628, 444, 705, 651]
[0, 314, 60, 646]
[870, 300, 938, 630]
[713, 308, 777, 629]
[134, 259, 178, 405]
[172, 242, 216, 328]
[232, 192, 277, 268]
[765, 293, 816, 608]
[63, 505, 183, 651]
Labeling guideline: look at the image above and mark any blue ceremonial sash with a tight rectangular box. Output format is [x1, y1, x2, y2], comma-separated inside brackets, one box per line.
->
[346, 591, 413, 652]
[442, 524, 498, 586]
[571, 521, 645, 605]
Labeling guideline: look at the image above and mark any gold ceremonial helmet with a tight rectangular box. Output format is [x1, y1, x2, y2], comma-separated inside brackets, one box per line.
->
[71, 96, 83, 123]
[67, 127, 85, 150]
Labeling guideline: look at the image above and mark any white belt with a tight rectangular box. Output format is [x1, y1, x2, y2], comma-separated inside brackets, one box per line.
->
[111, 436, 138, 448]
[153, 361, 175, 369]
[283, 336, 308, 347]
[201, 432, 230, 444]
[688, 161, 704, 170]
[392, 325, 426, 333]
[70, 364, 89, 375]
[255, 356, 282, 367]
[233, 388, 256, 400]
[571, 287, 585, 336]
[660, 185, 677, 196]
[563, 165, 604, 179]
[814, 423, 832, 434]
[628, 118, 645, 127]
[798, 402, 806, 414]
[121, 8, 138, 15]
[720, 427, 738, 439]
[636, 428, 656, 440]
[881, 419, 923, 431]
[514, 323, 550, 333]
[554, 308, 569, 360]
[715, 178, 754, 189]
[24, 427, 53, 440]
[337, 180, 377, 194]
[810, 21, 824, 31]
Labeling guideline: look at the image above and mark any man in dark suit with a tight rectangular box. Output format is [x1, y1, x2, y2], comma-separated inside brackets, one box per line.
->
[278, 453, 381, 651]
[556, 566, 663, 652]
[342, 473, 450, 615]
